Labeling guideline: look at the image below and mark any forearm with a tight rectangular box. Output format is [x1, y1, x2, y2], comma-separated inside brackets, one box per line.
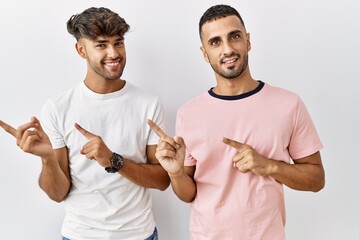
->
[270, 159, 325, 192]
[169, 170, 197, 203]
[119, 159, 170, 191]
[38, 156, 71, 202]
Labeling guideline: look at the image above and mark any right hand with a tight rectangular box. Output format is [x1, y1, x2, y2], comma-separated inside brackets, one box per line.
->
[74, 123, 113, 168]
[0, 117, 53, 158]
[147, 119, 186, 177]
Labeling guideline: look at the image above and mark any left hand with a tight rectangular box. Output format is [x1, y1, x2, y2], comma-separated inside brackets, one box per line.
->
[147, 119, 186, 177]
[222, 137, 276, 176]
[75, 123, 113, 168]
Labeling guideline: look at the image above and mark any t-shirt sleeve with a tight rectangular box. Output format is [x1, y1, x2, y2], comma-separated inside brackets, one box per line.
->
[40, 100, 66, 149]
[147, 97, 166, 145]
[175, 110, 197, 166]
[288, 97, 323, 159]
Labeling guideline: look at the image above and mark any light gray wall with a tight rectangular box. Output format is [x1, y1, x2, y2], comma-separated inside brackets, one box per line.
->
[0, 0, 359, 239]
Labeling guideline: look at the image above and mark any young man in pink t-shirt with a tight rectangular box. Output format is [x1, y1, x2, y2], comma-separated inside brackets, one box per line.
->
[148, 4, 325, 240]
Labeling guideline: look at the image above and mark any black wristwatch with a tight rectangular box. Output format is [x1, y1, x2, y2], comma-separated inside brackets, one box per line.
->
[105, 152, 124, 173]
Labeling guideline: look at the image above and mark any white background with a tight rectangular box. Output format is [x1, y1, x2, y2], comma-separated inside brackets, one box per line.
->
[0, 0, 359, 239]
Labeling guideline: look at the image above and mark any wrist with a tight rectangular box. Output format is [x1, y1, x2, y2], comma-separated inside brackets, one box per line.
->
[41, 153, 56, 166]
[268, 160, 279, 176]
[168, 169, 186, 179]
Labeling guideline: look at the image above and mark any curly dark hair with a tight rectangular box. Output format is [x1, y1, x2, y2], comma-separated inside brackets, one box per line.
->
[199, 4, 245, 40]
[67, 7, 130, 41]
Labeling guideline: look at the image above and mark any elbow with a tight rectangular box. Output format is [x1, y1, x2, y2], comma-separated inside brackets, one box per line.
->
[154, 177, 171, 191]
[180, 196, 195, 203]
[48, 194, 66, 203]
[182, 199, 194, 203]
[311, 166, 326, 192]
[158, 182, 170, 191]
[161, 175, 172, 191]
[312, 179, 325, 192]
[162, 179, 172, 191]
[41, 187, 68, 203]
[177, 191, 196, 203]
[39, 183, 68, 203]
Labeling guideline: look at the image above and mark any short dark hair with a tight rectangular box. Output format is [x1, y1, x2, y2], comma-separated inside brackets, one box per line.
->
[67, 7, 130, 41]
[199, 4, 245, 39]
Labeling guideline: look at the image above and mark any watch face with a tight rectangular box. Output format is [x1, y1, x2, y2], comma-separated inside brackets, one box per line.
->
[110, 153, 124, 170]
[106, 153, 124, 173]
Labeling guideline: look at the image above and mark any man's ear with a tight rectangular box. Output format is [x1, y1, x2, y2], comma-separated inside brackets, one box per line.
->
[75, 41, 87, 59]
[200, 46, 210, 63]
[246, 33, 251, 52]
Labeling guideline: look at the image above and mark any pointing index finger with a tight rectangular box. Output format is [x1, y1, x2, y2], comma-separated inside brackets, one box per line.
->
[222, 137, 243, 149]
[147, 119, 166, 138]
[0, 120, 17, 137]
[75, 123, 97, 140]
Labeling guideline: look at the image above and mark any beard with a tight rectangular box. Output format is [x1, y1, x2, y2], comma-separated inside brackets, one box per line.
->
[210, 53, 248, 79]
[87, 57, 126, 80]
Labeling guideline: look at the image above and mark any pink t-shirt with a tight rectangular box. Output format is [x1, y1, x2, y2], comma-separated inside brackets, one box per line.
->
[176, 82, 323, 240]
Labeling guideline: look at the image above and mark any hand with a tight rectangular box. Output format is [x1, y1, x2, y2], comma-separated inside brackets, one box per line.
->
[0, 117, 53, 158]
[222, 137, 275, 176]
[74, 123, 113, 168]
[147, 119, 186, 177]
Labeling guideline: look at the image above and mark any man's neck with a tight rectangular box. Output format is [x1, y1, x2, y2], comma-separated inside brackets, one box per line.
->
[212, 75, 258, 96]
[83, 77, 125, 94]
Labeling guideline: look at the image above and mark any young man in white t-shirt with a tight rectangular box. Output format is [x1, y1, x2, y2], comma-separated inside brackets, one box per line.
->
[0, 7, 169, 240]
[148, 4, 325, 240]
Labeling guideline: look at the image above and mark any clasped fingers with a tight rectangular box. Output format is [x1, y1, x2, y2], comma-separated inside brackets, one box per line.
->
[155, 141, 177, 161]
[159, 135, 180, 149]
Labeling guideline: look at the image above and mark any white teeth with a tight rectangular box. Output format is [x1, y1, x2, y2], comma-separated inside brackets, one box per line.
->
[104, 62, 119, 66]
[224, 59, 236, 64]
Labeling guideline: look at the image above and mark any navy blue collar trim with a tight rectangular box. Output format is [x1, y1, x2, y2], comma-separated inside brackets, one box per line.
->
[208, 81, 264, 101]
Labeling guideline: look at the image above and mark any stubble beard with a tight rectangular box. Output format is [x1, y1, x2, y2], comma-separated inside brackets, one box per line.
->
[88, 57, 126, 81]
[210, 53, 248, 79]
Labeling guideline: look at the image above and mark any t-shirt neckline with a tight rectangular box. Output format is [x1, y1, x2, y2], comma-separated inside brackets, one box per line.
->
[208, 81, 264, 101]
[80, 80, 129, 100]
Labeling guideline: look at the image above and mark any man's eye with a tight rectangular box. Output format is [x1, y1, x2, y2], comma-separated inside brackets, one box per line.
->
[231, 34, 240, 40]
[96, 44, 105, 48]
[211, 40, 220, 46]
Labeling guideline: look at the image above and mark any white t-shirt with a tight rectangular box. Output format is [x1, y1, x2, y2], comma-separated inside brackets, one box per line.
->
[40, 81, 165, 240]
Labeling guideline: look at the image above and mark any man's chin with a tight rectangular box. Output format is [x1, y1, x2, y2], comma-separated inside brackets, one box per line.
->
[221, 70, 241, 79]
[107, 71, 124, 80]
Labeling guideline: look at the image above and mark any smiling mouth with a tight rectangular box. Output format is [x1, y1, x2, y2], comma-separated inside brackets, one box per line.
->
[102, 59, 123, 70]
[222, 57, 238, 66]
[104, 60, 121, 67]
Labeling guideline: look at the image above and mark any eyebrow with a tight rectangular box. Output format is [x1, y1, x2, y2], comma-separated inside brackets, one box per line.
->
[94, 37, 124, 43]
[228, 30, 243, 36]
[207, 29, 243, 45]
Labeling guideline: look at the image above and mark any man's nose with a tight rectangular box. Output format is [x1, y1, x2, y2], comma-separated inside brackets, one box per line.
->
[107, 45, 119, 58]
[222, 41, 235, 56]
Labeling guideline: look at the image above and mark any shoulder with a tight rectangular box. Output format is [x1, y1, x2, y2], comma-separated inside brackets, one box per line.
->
[42, 84, 79, 110]
[178, 92, 209, 113]
[126, 82, 158, 100]
[262, 83, 302, 105]
[263, 83, 299, 97]
[125, 82, 162, 111]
